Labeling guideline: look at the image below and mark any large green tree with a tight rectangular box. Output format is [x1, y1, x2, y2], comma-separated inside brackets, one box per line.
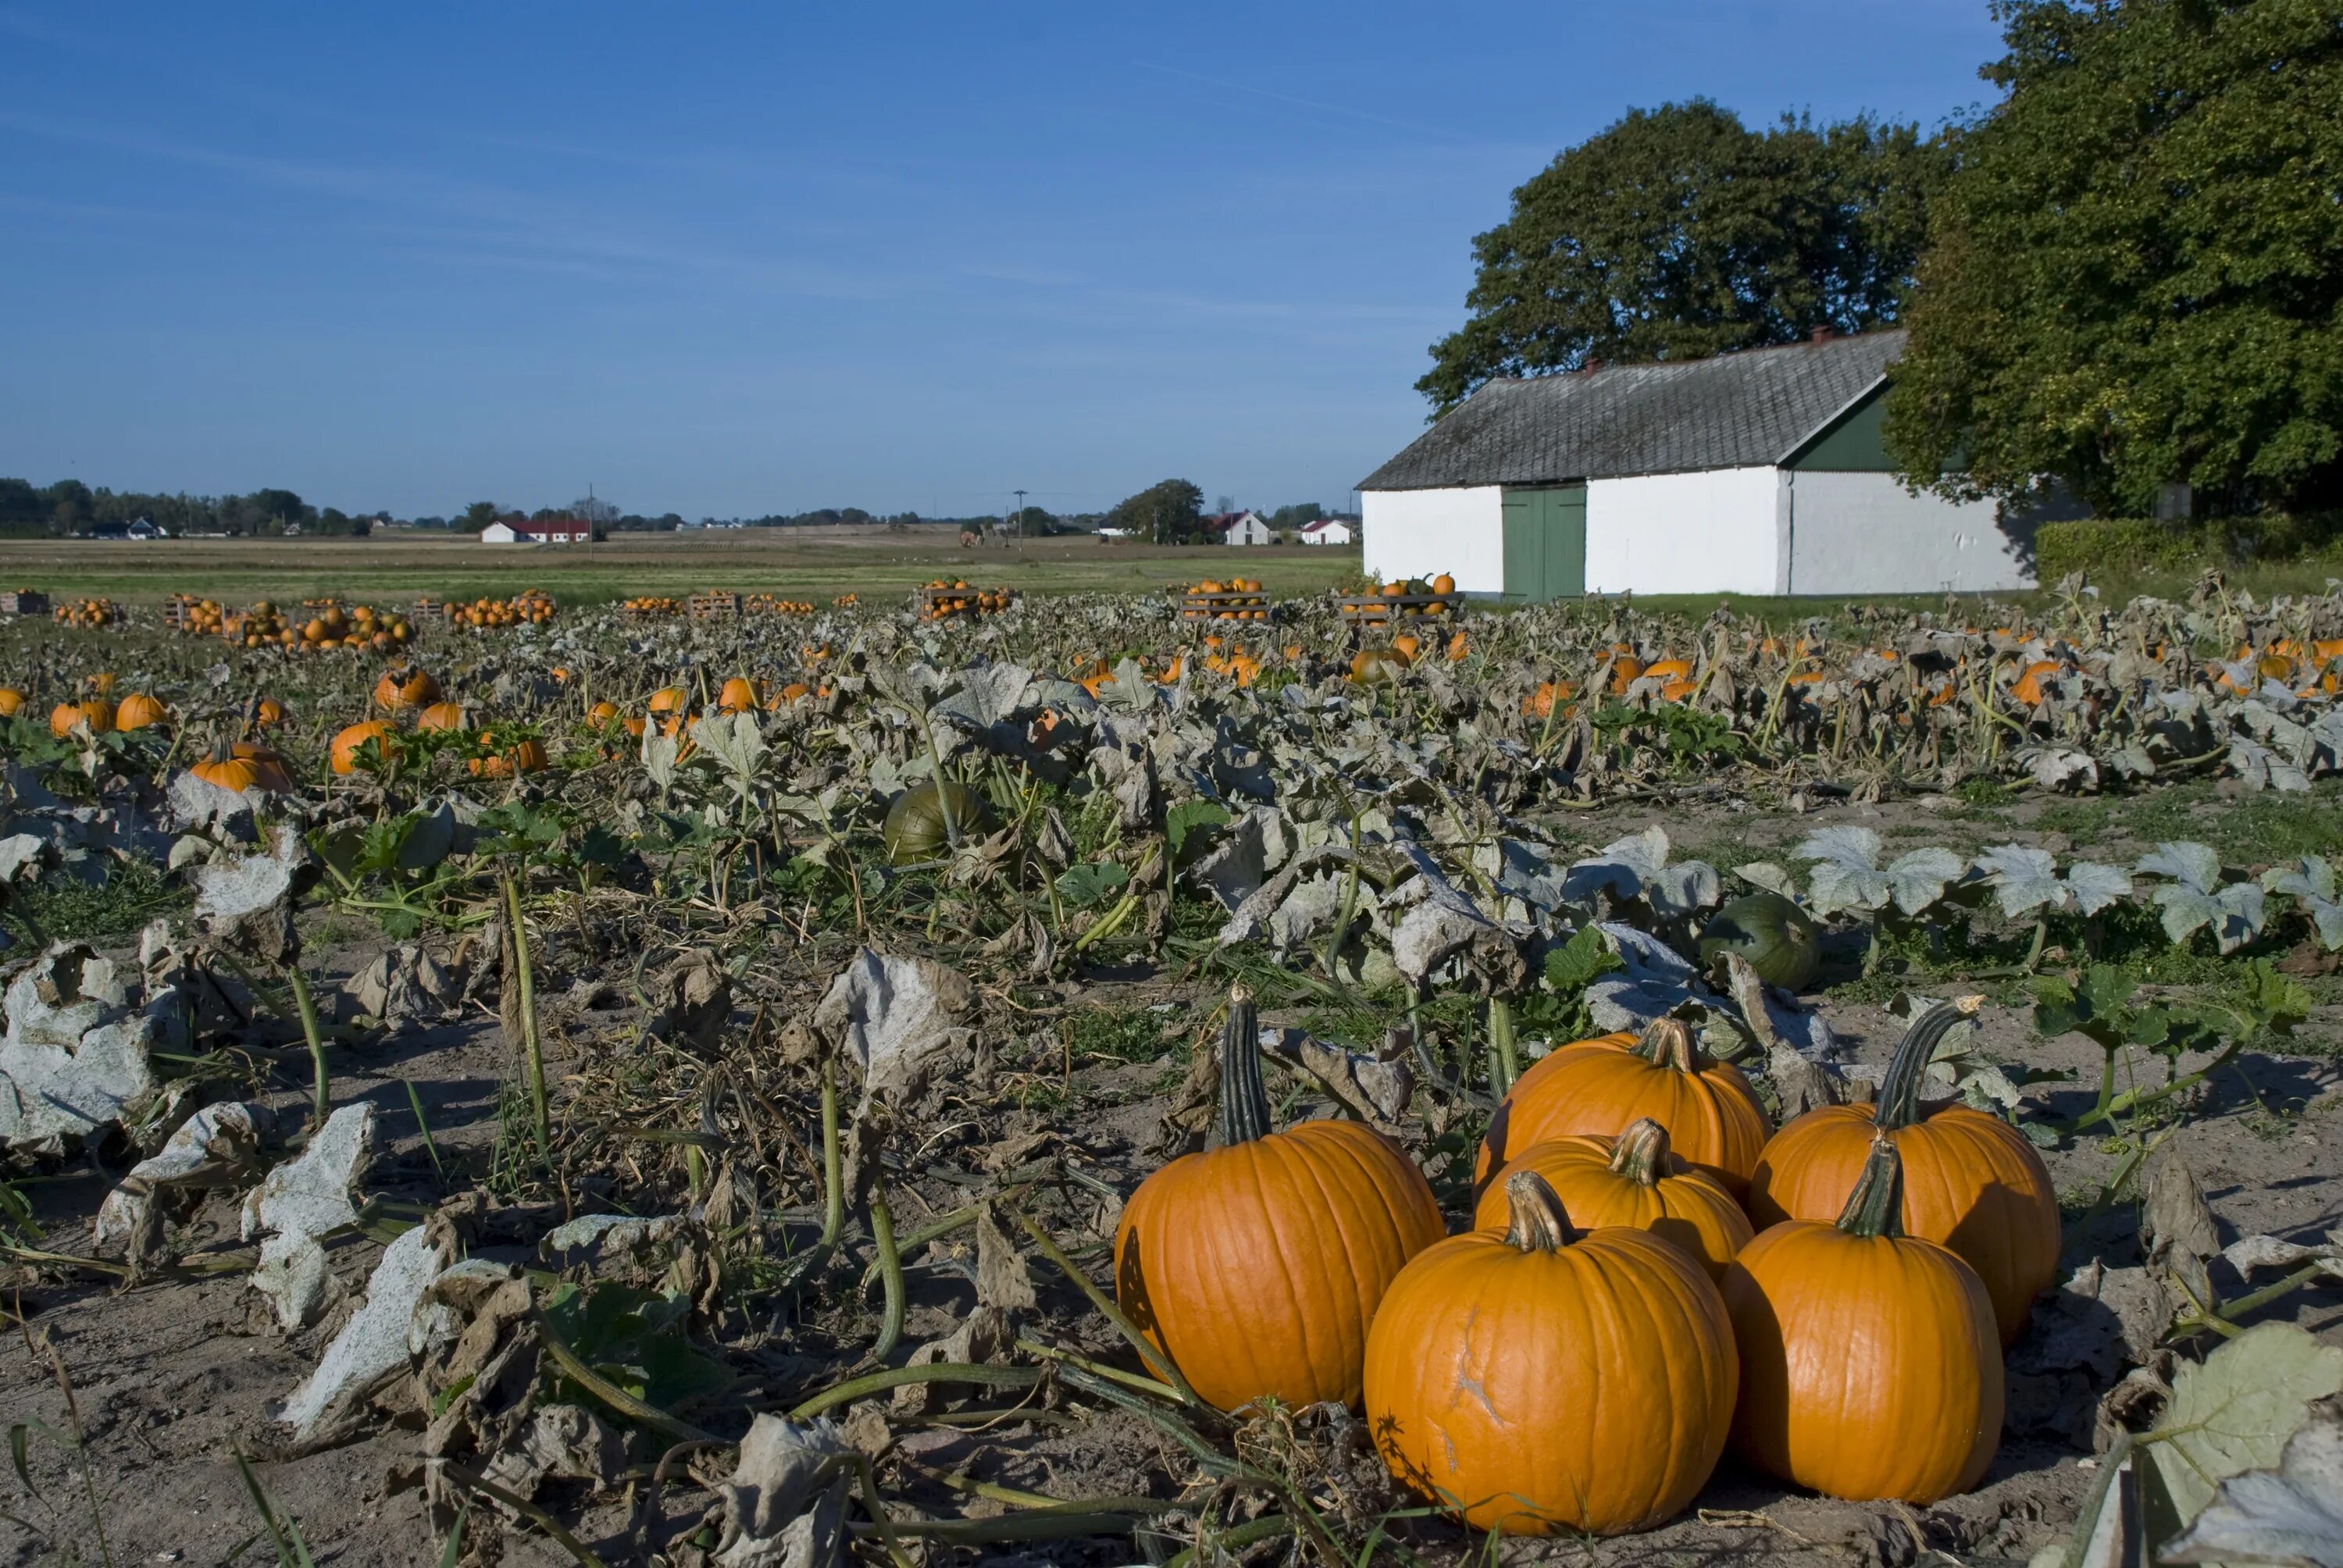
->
[1107, 479, 1205, 544]
[1888, 0, 2343, 514]
[1419, 102, 1945, 413]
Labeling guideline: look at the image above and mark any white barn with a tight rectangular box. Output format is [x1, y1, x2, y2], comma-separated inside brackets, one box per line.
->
[1358, 330, 2058, 598]
[1298, 517, 1355, 546]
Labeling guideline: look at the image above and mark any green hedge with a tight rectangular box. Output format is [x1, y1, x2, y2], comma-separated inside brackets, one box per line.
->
[2036, 513, 2343, 581]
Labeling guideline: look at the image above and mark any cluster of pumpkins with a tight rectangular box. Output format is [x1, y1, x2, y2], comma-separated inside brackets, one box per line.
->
[168, 596, 418, 653]
[1182, 577, 1270, 622]
[327, 668, 544, 779]
[744, 593, 821, 615]
[52, 597, 125, 629]
[1364, 573, 1457, 614]
[2211, 636, 2343, 698]
[6, 679, 298, 792]
[438, 590, 555, 630]
[621, 596, 686, 618]
[1347, 629, 1471, 687]
[16, 675, 168, 739]
[1114, 991, 2052, 1537]
[917, 580, 1015, 621]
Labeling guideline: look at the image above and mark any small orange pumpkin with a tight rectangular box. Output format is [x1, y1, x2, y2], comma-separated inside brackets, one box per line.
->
[0, 688, 23, 717]
[416, 701, 468, 732]
[373, 668, 441, 710]
[1364, 1171, 1737, 1535]
[1474, 1119, 1752, 1282]
[193, 743, 292, 795]
[717, 676, 759, 714]
[1724, 1132, 2002, 1503]
[1479, 1017, 1769, 1197]
[1748, 999, 2059, 1345]
[50, 700, 112, 738]
[112, 693, 168, 732]
[469, 736, 548, 779]
[1114, 986, 1443, 1413]
[330, 720, 394, 775]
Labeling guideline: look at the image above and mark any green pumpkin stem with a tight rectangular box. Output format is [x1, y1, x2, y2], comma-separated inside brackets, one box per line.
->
[1874, 996, 1984, 1131]
[1835, 1132, 1907, 1239]
[1635, 1016, 1702, 1073]
[1214, 984, 1272, 1146]
[1503, 1171, 1579, 1252]
[1609, 1117, 1673, 1188]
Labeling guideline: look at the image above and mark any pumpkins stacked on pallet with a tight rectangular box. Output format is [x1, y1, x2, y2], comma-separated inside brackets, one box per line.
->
[744, 593, 818, 615]
[1118, 996, 2044, 1538]
[52, 597, 125, 629]
[444, 590, 555, 629]
[916, 579, 1015, 621]
[622, 596, 683, 619]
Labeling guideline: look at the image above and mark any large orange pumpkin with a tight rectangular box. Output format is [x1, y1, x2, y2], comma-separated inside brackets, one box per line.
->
[1114, 986, 1443, 1413]
[372, 668, 441, 711]
[1364, 1171, 1736, 1536]
[1478, 1017, 1768, 1197]
[416, 701, 468, 732]
[112, 693, 168, 732]
[1748, 998, 2057, 1345]
[330, 720, 394, 775]
[1724, 1133, 2002, 1504]
[50, 700, 112, 738]
[717, 677, 759, 714]
[1473, 1119, 1752, 1282]
[0, 688, 24, 717]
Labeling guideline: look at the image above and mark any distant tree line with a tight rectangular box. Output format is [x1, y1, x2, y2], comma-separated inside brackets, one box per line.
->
[1423, 0, 2343, 515]
[0, 478, 377, 539]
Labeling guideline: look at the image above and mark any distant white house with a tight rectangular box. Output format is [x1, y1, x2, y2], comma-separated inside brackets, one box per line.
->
[1206, 510, 1275, 546]
[1298, 517, 1356, 546]
[482, 515, 593, 545]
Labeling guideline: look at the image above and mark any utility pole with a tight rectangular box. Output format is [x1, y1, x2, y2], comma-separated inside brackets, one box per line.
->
[1012, 489, 1027, 539]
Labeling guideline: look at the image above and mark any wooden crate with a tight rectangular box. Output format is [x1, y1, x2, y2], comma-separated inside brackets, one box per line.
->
[914, 585, 1014, 619]
[1336, 591, 1462, 629]
[162, 594, 198, 629]
[689, 590, 741, 620]
[1179, 589, 1272, 622]
[411, 597, 447, 622]
[0, 590, 49, 618]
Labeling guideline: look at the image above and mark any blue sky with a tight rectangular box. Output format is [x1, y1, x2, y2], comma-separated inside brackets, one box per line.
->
[0, 2, 2006, 521]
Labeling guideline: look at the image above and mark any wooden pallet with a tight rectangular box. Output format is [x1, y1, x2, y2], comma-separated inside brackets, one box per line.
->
[689, 590, 741, 620]
[0, 590, 49, 618]
[1180, 589, 1272, 622]
[1336, 591, 1462, 628]
[410, 597, 447, 622]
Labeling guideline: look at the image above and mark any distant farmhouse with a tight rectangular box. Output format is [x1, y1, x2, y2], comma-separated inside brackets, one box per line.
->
[1204, 510, 1275, 546]
[481, 514, 593, 545]
[1357, 330, 2072, 599]
[1298, 516, 1355, 547]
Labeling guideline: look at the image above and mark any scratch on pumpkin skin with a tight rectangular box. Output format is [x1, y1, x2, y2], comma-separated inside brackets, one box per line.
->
[1453, 1370, 1503, 1424]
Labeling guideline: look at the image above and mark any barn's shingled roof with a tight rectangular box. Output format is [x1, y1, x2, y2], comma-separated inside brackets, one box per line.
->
[1357, 330, 1902, 490]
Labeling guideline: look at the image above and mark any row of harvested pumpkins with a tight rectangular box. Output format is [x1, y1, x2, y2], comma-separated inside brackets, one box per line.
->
[52, 597, 127, 629]
[1114, 992, 2051, 1537]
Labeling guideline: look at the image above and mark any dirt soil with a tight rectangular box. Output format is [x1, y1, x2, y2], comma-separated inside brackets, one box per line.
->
[6, 787, 2342, 1568]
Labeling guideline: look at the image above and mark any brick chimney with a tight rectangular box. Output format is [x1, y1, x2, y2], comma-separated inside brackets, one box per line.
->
[1809, 326, 1835, 345]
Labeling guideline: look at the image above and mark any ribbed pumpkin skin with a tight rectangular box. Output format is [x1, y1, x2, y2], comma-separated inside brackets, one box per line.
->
[1473, 1135, 1752, 1282]
[1478, 1033, 1769, 1196]
[1747, 1104, 2058, 1346]
[330, 720, 392, 775]
[1363, 1224, 1736, 1535]
[1114, 1120, 1442, 1413]
[50, 700, 112, 738]
[113, 693, 167, 731]
[1722, 1222, 2002, 1503]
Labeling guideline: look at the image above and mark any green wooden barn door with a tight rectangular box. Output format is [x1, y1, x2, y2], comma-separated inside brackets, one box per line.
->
[1500, 485, 1585, 600]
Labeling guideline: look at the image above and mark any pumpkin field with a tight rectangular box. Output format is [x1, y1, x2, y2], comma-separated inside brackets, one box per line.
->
[2, 568, 2341, 1568]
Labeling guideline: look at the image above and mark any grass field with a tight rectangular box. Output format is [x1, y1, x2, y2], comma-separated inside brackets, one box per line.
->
[1, 529, 1368, 608]
[5, 526, 2331, 618]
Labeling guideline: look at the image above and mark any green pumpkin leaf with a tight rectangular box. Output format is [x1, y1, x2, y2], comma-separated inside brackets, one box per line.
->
[1165, 800, 1230, 862]
[1055, 861, 1130, 909]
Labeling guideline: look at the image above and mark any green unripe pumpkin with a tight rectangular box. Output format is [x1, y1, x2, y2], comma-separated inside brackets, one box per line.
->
[883, 779, 989, 864]
[1697, 892, 1821, 990]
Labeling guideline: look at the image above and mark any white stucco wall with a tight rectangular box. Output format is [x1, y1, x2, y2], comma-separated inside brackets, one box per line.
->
[1584, 467, 1781, 596]
[1784, 471, 2036, 593]
[1361, 486, 1503, 593]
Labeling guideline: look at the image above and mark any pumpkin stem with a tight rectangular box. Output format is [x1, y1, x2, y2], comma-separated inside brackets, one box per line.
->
[1503, 1171, 1579, 1252]
[1214, 984, 1273, 1146]
[1874, 996, 1984, 1131]
[1835, 1131, 1907, 1239]
[1634, 1016, 1702, 1073]
[1609, 1117, 1673, 1188]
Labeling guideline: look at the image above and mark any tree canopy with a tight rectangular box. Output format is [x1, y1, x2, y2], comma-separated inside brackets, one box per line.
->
[1418, 101, 1945, 413]
[1107, 479, 1206, 544]
[1886, 0, 2343, 514]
